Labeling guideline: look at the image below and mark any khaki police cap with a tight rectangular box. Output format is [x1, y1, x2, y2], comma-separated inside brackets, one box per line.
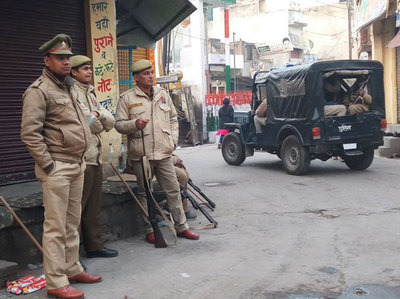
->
[131, 59, 152, 74]
[70, 55, 91, 68]
[39, 34, 73, 55]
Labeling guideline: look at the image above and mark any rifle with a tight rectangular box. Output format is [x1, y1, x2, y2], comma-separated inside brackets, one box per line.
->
[141, 130, 176, 248]
[180, 186, 218, 228]
[187, 187, 214, 211]
[188, 179, 216, 208]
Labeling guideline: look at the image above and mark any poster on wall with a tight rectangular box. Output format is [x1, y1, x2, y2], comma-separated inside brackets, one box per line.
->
[89, 0, 119, 115]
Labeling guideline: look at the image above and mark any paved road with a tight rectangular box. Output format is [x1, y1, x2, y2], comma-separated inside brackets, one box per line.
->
[2, 145, 400, 298]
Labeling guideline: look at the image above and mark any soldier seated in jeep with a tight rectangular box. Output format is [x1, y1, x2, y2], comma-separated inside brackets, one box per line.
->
[323, 75, 346, 117]
[344, 88, 372, 115]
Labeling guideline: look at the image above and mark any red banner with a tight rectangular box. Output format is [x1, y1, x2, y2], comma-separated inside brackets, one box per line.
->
[205, 91, 252, 107]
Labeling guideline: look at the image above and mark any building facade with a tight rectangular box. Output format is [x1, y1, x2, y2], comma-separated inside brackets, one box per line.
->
[355, 0, 398, 124]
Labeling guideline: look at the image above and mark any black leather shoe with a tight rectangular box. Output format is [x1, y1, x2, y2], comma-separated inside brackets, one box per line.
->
[185, 209, 197, 220]
[87, 248, 118, 258]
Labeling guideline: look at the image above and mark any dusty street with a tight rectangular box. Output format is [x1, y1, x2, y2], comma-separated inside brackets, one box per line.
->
[2, 144, 400, 298]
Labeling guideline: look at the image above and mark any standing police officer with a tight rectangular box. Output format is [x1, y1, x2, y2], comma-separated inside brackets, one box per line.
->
[115, 59, 199, 243]
[70, 55, 118, 259]
[21, 34, 101, 299]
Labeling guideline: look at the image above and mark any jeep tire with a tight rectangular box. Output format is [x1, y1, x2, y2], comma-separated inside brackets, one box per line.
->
[343, 148, 374, 170]
[222, 132, 246, 166]
[281, 135, 310, 175]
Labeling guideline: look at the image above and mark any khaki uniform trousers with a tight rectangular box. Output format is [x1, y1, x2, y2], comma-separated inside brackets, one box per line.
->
[81, 165, 103, 252]
[174, 166, 189, 212]
[347, 103, 369, 115]
[35, 161, 85, 290]
[254, 115, 267, 133]
[324, 105, 346, 116]
[131, 157, 189, 234]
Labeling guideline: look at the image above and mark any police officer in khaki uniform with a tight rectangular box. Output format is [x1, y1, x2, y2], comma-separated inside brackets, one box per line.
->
[254, 98, 268, 133]
[70, 55, 118, 259]
[115, 59, 199, 243]
[21, 34, 102, 299]
[323, 76, 346, 117]
[344, 88, 372, 115]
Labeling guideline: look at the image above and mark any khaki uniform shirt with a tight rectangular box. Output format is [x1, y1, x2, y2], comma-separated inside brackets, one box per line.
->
[256, 98, 268, 117]
[21, 69, 90, 169]
[74, 80, 115, 165]
[115, 86, 178, 161]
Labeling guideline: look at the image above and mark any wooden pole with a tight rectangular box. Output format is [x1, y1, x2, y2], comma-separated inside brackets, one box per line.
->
[0, 196, 43, 254]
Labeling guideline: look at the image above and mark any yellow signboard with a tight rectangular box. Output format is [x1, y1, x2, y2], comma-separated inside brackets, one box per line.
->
[88, 0, 121, 161]
[89, 0, 119, 115]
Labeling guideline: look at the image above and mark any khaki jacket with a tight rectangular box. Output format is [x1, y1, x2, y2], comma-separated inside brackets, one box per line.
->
[256, 98, 267, 117]
[74, 80, 115, 165]
[21, 68, 91, 170]
[115, 86, 178, 161]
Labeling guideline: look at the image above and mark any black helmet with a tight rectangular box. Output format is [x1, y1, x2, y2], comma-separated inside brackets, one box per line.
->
[223, 97, 230, 105]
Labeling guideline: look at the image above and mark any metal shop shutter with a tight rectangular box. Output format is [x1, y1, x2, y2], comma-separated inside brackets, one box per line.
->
[0, 0, 86, 185]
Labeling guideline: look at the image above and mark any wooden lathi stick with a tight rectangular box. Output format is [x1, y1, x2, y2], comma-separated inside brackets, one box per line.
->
[0, 196, 43, 254]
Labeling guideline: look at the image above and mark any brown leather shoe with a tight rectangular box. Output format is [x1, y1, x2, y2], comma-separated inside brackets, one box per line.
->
[69, 271, 102, 284]
[47, 285, 84, 299]
[178, 229, 199, 240]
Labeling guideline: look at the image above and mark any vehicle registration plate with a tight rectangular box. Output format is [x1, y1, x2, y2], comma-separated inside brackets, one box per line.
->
[343, 143, 357, 150]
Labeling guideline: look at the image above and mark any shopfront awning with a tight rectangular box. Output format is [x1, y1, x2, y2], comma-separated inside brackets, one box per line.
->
[116, 0, 197, 48]
[387, 30, 400, 48]
[355, 0, 388, 32]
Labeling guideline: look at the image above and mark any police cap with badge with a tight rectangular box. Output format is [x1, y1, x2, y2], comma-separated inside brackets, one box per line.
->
[39, 34, 73, 55]
[131, 59, 152, 74]
[70, 55, 91, 69]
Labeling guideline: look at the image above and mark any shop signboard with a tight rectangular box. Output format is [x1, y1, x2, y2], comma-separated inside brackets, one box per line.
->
[89, 0, 119, 115]
[88, 0, 121, 158]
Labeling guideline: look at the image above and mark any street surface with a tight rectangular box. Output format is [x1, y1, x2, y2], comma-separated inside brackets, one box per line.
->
[2, 144, 400, 298]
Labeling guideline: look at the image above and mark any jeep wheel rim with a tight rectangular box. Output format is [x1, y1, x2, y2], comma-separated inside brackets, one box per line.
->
[289, 146, 300, 165]
[228, 142, 238, 158]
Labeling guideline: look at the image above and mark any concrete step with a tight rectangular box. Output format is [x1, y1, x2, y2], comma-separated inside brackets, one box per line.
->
[376, 136, 400, 158]
[0, 181, 143, 266]
[376, 146, 393, 158]
[0, 259, 18, 288]
[383, 136, 400, 148]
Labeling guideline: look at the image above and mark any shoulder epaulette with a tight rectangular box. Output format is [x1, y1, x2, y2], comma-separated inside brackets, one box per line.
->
[30, 76, 44, 88]
[120, 89, 134, 98]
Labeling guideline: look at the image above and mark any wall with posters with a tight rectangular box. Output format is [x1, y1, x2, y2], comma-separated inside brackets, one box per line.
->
[87, 0, 121, 163]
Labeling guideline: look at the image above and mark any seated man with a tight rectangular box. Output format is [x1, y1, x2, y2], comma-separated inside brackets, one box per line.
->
[172, 155, 197, 220]
[254, 98, 267, 133]
[324, 104, 346, 117]
[344, 88, 372, 115]
[323, 76, 346, 117]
